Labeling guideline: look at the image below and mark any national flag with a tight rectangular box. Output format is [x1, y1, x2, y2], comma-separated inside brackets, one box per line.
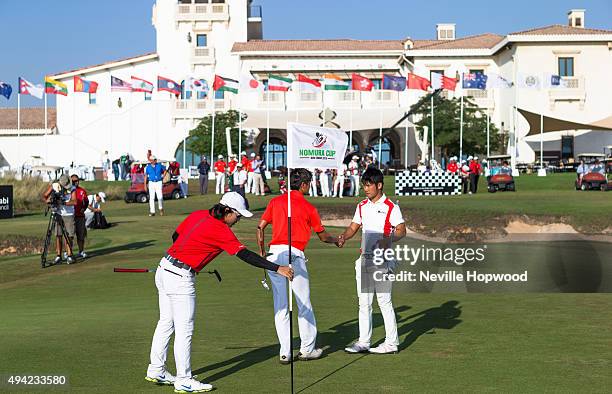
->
[157, 76, 181, 95]
[111, 76, 132, 92]
[351, 73, 374, 91]
[240, 74, 263, 91]
[73, 76, 98, 93]
[382, 74, 406, 91]
[293, 74, 321, 92]
[131, 76, 154, 93]
[287, 122, 349, 169]
[186, 77, 209, 95]
[517, 73, 541, 90]
[268, 74, 292, 91]
[407, 73, 430, 91]
[18, 77, 44, 99]
[323, 74, 349, 90]
[485, 73, 513, 89]
[431, 73, 457, 91]
[0, 81, 12, 100]
[542, 73, 565, 89]
[44, 76, 68, 96]
[213, 75, 239, 94]
[462, 73, 488, 90]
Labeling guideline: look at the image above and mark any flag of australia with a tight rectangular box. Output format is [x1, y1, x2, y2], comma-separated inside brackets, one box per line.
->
[0, 81, 12, 99]
[462, 73, 488, 90]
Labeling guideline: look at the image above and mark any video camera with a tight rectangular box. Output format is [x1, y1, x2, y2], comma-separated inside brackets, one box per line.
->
[45, 183, 67, 213]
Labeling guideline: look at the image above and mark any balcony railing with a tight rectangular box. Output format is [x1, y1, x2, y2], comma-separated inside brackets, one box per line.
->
[325, 90, 361, 109]
[191, 47, 215, 65]
[548, 76, 586, 109]
[176, 2, 229, 22]
[258, 92, 285, 109]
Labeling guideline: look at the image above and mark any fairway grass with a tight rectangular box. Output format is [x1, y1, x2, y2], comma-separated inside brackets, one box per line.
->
[0, 173, 610, 392]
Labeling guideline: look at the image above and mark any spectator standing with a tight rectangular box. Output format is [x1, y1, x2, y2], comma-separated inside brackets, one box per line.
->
[71, 173, 89, 259]
[197, 157, 210, 195]
[101, 150, 110, 180]
[469, 156, 482, 194]
[144, 156, 167, 217]
[309, 168, 318, 197]
[251, 155, 265, 196]
[348, 156, 360, 197]
[460, 160, 470, 194]
[214, 155, 227, 195]
[246, 152, 256, 194]
[319, 168, 330, 197]
[232, 162, 248, 199]
[333, 163, 347, 198]
[446, 156, 458, 173]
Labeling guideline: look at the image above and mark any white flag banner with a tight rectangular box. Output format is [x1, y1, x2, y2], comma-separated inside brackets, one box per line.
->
[517, 73, 541, 90]
[287, 122, 348, 169]
[486, 73, 513, 89]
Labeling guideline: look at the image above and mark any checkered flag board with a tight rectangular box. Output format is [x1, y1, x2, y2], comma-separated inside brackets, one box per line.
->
[395, 171, 461, 196]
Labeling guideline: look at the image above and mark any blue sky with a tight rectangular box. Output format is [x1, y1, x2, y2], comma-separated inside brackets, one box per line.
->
[0, 0, 610, 108]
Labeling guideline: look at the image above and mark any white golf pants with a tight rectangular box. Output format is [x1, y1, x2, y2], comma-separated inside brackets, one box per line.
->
[148, 258, 196, 381]
[148, 181, 163, 214]
[252, 172, 265, 195]
[351, 175, 360, 196]
[215, 172, 225, 194]
[333, 176, 344, 198]
[320, 173, 330, 197]
[267, 245, 317, 357]
[355, 257, 398, 346]
[246, 172, 254, 193]
[309, 178, 318, 197]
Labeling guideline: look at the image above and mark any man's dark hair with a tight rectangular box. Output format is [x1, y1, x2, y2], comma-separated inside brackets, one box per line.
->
[290, 168, 312, 190]
[362, 167, 384, 185]
[209, 203, 233, 220]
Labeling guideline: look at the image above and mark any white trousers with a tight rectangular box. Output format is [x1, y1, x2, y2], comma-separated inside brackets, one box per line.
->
[148, 258, 196, 381]
[252, 173, 265, 195]
[215, 172, 225, 194]
[355, 258, 398, 346]
[267, 245, 317, 357]
[333, 176, 345, 198]
[319, 173, 330, 197]
[309, 178, 318, 197]
[351, 175, 360, 196]
[148, 181, 163, 214]
[246, 172, 254, 193]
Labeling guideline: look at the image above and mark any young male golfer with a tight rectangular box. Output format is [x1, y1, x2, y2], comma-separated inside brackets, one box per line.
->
[338, 167, 406, 354]
[256, 168, 339, 364]
[145, 192, 293, 393]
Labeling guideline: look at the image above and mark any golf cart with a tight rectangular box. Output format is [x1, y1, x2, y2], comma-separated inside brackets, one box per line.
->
[124, 160, 182, 203]
[574, 153, 607, 191]
[486, 155, 515, 193]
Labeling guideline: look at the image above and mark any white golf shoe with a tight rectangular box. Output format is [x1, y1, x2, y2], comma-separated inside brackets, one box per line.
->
[279, 355, 292, 365]
[297, 348, 323, 361]
[145, 369, 176, 386]
[344, 342, 370, 353]
[369, 342, 398, 354]
[174, 378, 213, 393]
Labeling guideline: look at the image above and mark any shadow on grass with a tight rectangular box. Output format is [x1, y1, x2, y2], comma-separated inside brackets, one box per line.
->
[194, 302, 462, 388]
[86, 240, 156, 258]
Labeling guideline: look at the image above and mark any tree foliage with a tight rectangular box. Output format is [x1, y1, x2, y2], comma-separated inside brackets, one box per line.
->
[186, 110, 248, 159]
[412, 94, 502, 159]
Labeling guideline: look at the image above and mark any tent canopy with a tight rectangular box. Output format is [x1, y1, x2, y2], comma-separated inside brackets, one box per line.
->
[518, 108, 612, 136]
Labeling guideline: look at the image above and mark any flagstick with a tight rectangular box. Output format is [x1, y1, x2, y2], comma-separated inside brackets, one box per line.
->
[287, 165, 294, 394]
[459, 94, 464, 161]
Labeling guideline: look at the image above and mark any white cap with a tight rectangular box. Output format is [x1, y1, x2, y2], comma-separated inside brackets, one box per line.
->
[150, 155, 157, 161]
[237, 162, 243, 167]
[241, 151, 247, 155]
[467, 156, 473, 160]
[250, 152, 256, 157]
[98, 192, 106, 203]
[352, 155, 359, 160]
[218, 155, 223, 159]
[220, 192, 253, 217]
[474, 156, 479, 160]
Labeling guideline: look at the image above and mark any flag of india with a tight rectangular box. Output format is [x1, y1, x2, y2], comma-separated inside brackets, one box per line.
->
[323, 74, 349, 90]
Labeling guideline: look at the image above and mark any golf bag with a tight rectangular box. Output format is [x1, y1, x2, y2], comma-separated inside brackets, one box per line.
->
[92, 211, 110, 229]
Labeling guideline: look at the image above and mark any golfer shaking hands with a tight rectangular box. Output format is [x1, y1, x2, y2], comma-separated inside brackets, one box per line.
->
[256, 168, 340, 364]
[337, 167, 406, 355]
[146, 192, 293, 393]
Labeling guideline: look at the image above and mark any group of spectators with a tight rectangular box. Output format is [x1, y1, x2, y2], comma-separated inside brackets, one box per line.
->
[444, 156, 486, 194]
[196, 151, 267, 199]
[307, 153, 377, 198]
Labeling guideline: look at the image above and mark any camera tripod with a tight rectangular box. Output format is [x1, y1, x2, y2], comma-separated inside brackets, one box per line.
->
[41, 207, 74, 268]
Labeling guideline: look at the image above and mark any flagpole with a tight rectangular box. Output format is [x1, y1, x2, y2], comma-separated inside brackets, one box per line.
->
[349, 96, 353, 153]
[378, 108, 382, 169]
[266, 95, 270, 167]
[459, 94, 464, 161]
[539, 112, 544, 175]
[404, 116, 408, 170]
[44, 92, 48, 130]
[211, 94, 216, 166]
[430, 94, 434, 161]
[44, 93, 49, 164]
[486, 109, 490, 158]
[17, 90, 21, 172]
[238, 94, 242, 154]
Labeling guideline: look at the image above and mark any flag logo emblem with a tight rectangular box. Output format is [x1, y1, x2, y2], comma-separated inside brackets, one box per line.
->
[525, 76, 537, 87]
[312, 132, 327, 148]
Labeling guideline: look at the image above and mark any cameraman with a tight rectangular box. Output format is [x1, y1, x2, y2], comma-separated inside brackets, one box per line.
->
[42, 174, 77, 264]
[71, 173, 89, 259]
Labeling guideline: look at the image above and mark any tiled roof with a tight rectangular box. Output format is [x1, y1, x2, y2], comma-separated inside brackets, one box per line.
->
[510, 24, 612, 35]
[0, 108, 56, 129]
[232, 39, 405, 52]
[411, 33, 504, 50]
[52, 52, 157, 77]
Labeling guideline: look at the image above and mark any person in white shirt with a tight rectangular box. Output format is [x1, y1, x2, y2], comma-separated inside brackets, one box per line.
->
[85, 192, 106, 227]
[348, 156, 360, 196]
[337, 167, 407, 354]
[309, 168, 318, 197]
[333, 164, 347, 198]
[319, 168, 331, 197]
[232, 162, 248, 199]
[246, 152, 256, 194]
[101, 150, 110, 180]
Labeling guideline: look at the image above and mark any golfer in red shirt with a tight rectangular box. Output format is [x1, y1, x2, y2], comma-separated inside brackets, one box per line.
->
[256, 168, 339, 364]
[146, 192, 293, 392]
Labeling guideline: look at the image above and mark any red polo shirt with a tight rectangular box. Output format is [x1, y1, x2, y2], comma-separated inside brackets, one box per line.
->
[446, 162, 458, 173]
[214, 160, 226, 173]
[261, 190, 325, 251]
[74, 186, 88, 217]
[228, 160, 237, 173]
[166, 210, 246, 272]
[469, 161, 482, 174]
